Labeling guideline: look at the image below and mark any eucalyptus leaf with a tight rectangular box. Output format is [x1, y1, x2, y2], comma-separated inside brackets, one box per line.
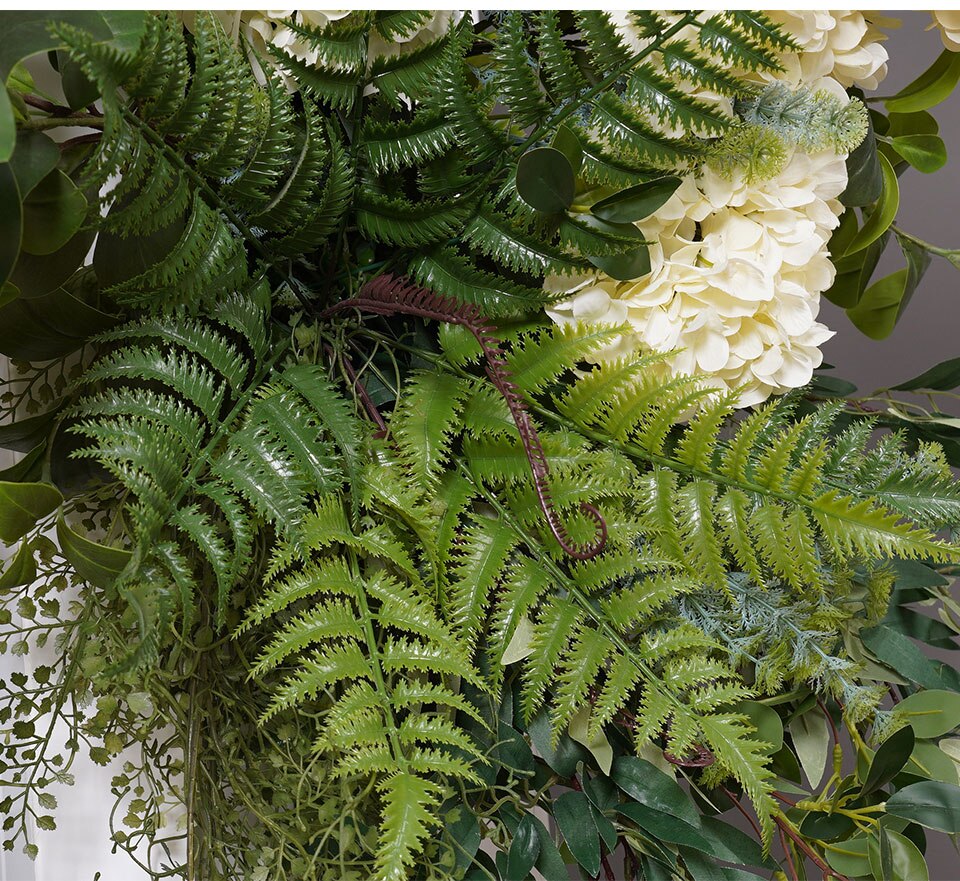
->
[590, 176, 682, 223]
[516, 147, 575, 213]
[898, 690, 960, 739]
[0, 161, 22, 286]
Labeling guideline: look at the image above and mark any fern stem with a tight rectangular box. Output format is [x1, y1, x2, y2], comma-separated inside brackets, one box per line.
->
[516, 12, 699, 153]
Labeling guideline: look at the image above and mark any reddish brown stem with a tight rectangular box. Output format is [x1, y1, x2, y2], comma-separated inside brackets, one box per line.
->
[322, 274, 608, 559]
[779, 824, 801, 881]
[774, 791, 798, 807]
[324, 344, 388, 436]
[816, 697, 840, 744]
[721, 787, 764, 841]
[775, 815, 850, 881]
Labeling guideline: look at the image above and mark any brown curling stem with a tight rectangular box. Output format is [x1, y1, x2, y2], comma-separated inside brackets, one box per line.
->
[321, 273, 607, 560]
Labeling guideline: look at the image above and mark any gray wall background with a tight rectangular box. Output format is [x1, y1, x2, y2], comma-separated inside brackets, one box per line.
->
[820, 12, 960, 399]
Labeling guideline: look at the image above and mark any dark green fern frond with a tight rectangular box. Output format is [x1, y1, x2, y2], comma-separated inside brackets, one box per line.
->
[491, 11, 552, 130]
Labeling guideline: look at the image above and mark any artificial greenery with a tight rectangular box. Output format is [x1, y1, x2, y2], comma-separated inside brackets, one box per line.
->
[2, 9, 960, 881]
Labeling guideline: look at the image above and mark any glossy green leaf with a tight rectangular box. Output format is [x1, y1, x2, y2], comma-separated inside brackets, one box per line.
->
[0, 410, 57, 454]
[898, 690, 960, 739]
[21, 169, 88, 256]
[506, 813, 539, 881]
[496, 721, 534, 774]
[590, 804, 618, 854]
[847, 236, 930, 340]
[890, 134, 947, 173]
[612, 756, 700, 826]
[800, 809, 855, 842]
[11, 226, 96, 299]
[699, 816, 777, 869]
[526, 710, 587, 778]
[885, 780, 960, 833]
[861, 725, 914, 796]
[590, 176, 682, 223]
[554, 791, 600, 876]
[790, 709, 829, 788]
[0, 480, 61, 543]
[56, 517, 130, 589]
[0, 540, 35, 590]
[842, 116, 883, 208]
[619, 802, 714, 855]
[869, 827, 928, 881]
[516, 147, 574, 213]
[841, 152, 899, 258]
[884, 49, 960, 113]
[587, 246, 650, 281]
[531, 814, 568, 881]
[0, 161, 22, 285]
[57, 50, 99, 110]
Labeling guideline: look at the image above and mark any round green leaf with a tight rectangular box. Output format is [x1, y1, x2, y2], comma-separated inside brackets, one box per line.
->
[21, 169, 88, 256]
[824, 834, 871, 877]
[590, 176, 682, 223]
[885, 780, 960, 833]
[884, 49, 960, 113]
[890, 134, 947, 174]
[861, 725, 914, 796]
[8, 131, 59, 199]
[869, 828, 928, 881]
[899, 690, 960, 739]
[56, 517, 131, 589]
[551, 125, 583, 175]
[735, 700, 784, 754]
[0, 480, 62, 543]
[800, 809, 855, 842]
[516, 147, 575, 214]
[888, 110, 939, 138]
[841, 152, 899, 258]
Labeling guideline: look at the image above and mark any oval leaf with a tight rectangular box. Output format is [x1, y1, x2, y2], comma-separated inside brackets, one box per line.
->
[898, 690, 960, 739]
[841, 152, 899, 258]
[885, 780, 960, 833]
[0, 539, 35, 590]
[885, 49, 960, 113]
[516, 147, 574, 214]
[861, 725, 914, 796]
[587, 246, 650, 281]
[890, 134, 947, 174]
[506, 813, 540, 881]
[554, 791, 600, 876]
[21, 169, 87, 256]
[591, 176, 682, 223]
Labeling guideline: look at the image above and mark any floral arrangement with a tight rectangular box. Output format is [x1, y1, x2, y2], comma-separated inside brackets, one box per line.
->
[3, 9, 960, 881]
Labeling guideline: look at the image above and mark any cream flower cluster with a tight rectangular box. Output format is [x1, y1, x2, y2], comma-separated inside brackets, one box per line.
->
[930, 11, 960, 53]
[549, 150, 845, 407]
[549, 11, 892, 406]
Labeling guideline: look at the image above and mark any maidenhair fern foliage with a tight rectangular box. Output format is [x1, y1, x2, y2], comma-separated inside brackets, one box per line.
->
[2, 10, 960, 881]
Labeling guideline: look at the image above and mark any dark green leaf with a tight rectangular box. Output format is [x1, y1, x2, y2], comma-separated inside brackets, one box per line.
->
[21, 169, 88, 256]
[551, 125, 583, 175]
[591, 804, 618, 853]
[825, 834, 871, 877]
[0, 481, 61, 542]
[0, 410, 57, 454]
[526, 710, 587, 778]
[531, 815, 568, 881]
[554, 791, 600, 876]
[591, 176, 682, 223]
[841, 153, 899, 258]
[842, 115, 882, 208]
[57, 50, 99, 110]
[861, 624, 960, 691]
[56, 517, 130, 589]
[869, 827, 928, 881]
[506, 814, 539, 880]
[496, 721, 534, 774]
[700, 816, 777, 869]
[861, 726, 915, 796]
[800, 809, 855, 842]
[884, 49, 960, 113]
[516, 147, 575, 213]
[587, 246, 650, 281]
[735, 700, 783, 754]
[8, 131, 59, 199]
[10, 227, 95, 298]
[618, 802, 713, 852]
[888, 110, 939, 138]
[894, 357, 960, 392]
[885, 780, 960, 833]
[0, 162, 22, 286]
[847, 235, 930, 340]
[612, 756, 701, 826]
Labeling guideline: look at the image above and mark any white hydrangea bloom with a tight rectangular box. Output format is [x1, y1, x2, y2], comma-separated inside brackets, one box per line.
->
[547, 150, 846, 407]
[930, 11, 960, 53]
[763, 11, 890, 90]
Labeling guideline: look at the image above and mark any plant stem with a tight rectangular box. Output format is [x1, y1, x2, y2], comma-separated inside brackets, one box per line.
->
[19, 115, 104, 131]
